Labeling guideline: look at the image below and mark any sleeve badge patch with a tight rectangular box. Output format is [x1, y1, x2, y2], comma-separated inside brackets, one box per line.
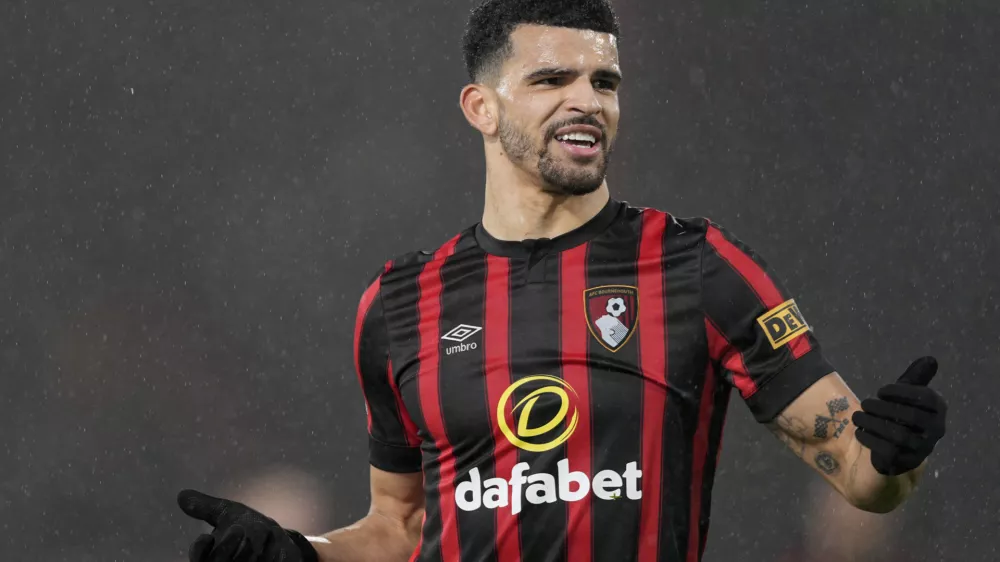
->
[756, 299, 810, 350]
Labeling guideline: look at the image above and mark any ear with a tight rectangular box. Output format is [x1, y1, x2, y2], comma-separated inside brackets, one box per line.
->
[459, 83, 498, 137]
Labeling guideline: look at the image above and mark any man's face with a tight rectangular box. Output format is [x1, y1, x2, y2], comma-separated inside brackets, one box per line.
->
[492, 24, 622, 196]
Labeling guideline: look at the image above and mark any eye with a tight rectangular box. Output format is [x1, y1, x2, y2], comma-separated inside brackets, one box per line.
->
[593, 79, 617, 91]
[536, 77, 562, 86]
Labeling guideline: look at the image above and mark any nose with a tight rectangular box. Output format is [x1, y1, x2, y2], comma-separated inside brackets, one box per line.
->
[564, 78, 603, 116]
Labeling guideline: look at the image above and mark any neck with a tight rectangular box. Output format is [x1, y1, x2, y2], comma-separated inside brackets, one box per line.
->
[480, 160, 610, 242]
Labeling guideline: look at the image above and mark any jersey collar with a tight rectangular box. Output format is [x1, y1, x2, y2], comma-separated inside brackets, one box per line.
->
[474, 197, 624, 259]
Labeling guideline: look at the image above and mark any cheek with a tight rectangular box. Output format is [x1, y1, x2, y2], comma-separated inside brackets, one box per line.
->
[604, 99, 621, 134]
[500, 113, 543, 144]
[604, 96, 621, 119]
[522, 93, 562, 132]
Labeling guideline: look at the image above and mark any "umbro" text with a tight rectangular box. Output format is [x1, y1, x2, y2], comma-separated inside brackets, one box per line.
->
[445, 341, 478, 355]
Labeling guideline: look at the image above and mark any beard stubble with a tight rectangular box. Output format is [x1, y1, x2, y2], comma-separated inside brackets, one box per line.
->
[497, 113, 612, 197]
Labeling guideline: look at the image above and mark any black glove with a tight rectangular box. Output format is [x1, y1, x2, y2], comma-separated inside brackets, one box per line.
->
[852, 356, 947, 476]
[177, 489, 320, 562]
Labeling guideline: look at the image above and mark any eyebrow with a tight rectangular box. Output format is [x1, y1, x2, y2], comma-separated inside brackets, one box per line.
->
[523, 67, 623, 84]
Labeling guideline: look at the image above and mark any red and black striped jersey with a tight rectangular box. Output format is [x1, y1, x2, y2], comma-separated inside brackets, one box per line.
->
[353, 199, 834, 562]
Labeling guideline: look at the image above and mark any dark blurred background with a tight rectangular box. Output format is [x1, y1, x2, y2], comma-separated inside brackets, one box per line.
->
[2, 0, 997, 560]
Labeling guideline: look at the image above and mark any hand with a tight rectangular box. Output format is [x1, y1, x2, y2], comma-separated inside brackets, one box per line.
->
[852, 356, 947, 476]
[177, 489, 320, 562]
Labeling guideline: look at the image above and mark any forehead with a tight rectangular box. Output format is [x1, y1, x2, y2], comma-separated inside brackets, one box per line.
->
[505, 24, 619, 74]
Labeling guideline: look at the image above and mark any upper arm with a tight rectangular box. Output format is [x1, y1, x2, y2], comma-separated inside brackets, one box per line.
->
[700, 221, 835, 422]
[699, 221, 865, 494]
[354, 267, 423, 472]
[354, 269, 426, 543]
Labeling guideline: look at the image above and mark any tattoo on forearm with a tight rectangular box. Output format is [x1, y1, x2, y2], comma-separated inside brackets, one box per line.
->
[815, 452, 840, 475]
[813, 397, 850, 439]
[768, 415, 808, 458]
[779, 414, 812, 437]
[772, 427, 806, 458]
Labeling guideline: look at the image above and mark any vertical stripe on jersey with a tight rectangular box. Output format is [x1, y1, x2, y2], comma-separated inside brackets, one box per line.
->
[698, 368, 731, 561]
[560, 243, 592, 562]
[382, 256, 434, 559]
[416, 236, 462, 562]
[408, 513, 426, 562]
[439, 251, 498, 562]
[704, 317, 755, 399]
[686, 361, 718, 562]
[356, 261, 421, 449]
[705, 225, 812, 359]
[636, 210, 667, 562]
[509, 254, 568, 561]
[387, 358, 420, 446]
[354, 272, 382, 434]
[587, 225, 643, 562]
[483, 256, 521, 562]
[657, 215, 714, 562]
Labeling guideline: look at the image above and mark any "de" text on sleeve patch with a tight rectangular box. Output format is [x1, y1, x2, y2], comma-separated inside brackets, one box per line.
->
[756, 299, 810, 350]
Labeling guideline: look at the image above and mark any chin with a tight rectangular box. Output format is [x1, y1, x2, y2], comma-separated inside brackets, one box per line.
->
[548, 185, 603, 197]
[540, 175, 605, 196]
[538, 162, 607, 196]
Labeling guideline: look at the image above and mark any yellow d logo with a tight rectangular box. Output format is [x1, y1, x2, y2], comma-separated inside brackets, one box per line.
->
[497, 375, 579, 452]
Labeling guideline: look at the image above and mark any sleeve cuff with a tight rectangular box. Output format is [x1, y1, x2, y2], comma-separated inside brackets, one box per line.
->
[369, 435, 422, 473]
[744, 349, 835, 423]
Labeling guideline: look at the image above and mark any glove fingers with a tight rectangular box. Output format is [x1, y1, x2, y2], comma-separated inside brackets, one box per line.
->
[854, 423, 899, 457]
[876, 451, 920, 475]
[209, 525, 246, 560]
[262, 537, 283, 561]
[852, 412, 922, 451]
[258, 528, 278, 559]
[863, 434, 924, 476]
[876, 383, 944, 413]
[240, 522, 270, 558]
[232, 536, 256, 562]
[188, 534, 214, 562]
[178, 489, 232, 527]
[896, 356, 938, 386]
[854, 427, 912, 475]
[860, 398, 933, 431]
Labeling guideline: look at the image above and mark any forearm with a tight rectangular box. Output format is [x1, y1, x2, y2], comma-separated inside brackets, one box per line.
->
[311, 512, 420, 562]
[766, 371, 942, 515]
[840, 434, 925, 513]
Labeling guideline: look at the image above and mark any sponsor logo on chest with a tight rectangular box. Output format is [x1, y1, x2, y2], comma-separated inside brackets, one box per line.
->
[456, 375, 642, 515]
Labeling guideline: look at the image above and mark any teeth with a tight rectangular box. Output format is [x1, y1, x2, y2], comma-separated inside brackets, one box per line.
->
[557, 132, 597, 144]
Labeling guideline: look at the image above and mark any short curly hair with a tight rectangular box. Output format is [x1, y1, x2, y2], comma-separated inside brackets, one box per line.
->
[462, 0, 620, 84]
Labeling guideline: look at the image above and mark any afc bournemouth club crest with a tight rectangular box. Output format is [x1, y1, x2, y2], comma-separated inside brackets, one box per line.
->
[584, 285, 639, 352]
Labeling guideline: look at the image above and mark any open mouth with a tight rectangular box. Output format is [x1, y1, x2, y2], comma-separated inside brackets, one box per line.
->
[554, 132, 601, 158]
[555, 131, 598, 148]
[552, 124, 604, 159]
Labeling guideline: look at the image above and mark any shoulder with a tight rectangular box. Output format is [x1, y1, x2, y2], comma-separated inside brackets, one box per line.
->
[620, 201, 716, 243]
[365, 226, 479, 288]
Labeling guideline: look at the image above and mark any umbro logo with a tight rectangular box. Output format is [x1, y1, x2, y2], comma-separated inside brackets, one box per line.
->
[442, 324, 482, 355]
[442, 324, 482, 342]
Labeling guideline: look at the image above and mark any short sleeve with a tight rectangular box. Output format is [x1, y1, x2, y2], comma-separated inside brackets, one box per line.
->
[354, 268, 422, 472]
[700, 221, 835, 423]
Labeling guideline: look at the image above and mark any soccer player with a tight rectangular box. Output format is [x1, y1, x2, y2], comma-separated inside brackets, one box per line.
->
[176, 1, 948, 561]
